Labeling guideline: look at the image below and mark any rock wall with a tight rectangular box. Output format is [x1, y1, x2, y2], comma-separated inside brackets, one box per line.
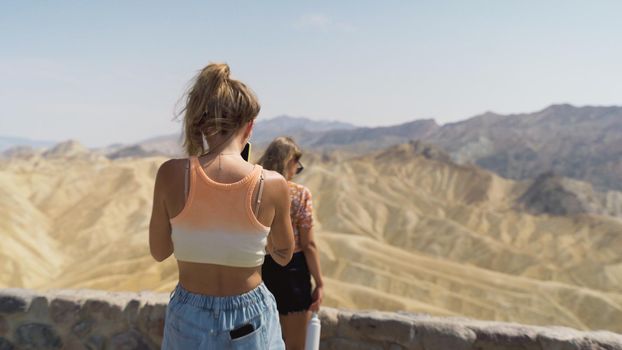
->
[1, 288, 621, 350]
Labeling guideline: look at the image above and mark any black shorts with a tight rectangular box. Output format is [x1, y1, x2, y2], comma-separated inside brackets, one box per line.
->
[262, 251, 312, 315]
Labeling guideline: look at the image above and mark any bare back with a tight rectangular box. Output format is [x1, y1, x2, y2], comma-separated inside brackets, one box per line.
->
[149, 154, 294, 296]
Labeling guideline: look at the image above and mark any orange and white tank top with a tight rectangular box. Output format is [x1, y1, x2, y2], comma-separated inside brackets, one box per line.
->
[170, 156, 270, 267]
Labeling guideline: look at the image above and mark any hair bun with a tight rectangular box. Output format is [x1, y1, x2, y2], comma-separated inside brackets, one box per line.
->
[199, 63, 231, 82]
[204, 63, 230, 82]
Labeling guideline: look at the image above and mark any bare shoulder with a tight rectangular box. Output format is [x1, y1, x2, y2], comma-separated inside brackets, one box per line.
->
[261, 169, 289, 196]
[155, 158, 188, 185]
[262, 169, 285, 182]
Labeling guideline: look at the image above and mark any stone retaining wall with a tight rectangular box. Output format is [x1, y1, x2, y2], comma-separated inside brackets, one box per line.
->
[1, 288, 621, 349]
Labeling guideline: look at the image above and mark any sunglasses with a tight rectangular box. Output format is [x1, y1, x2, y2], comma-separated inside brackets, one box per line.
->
[295, 160, 304, 175]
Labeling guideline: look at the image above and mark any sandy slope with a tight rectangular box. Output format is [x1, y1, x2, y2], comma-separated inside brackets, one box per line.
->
[1, 143, 621, 332]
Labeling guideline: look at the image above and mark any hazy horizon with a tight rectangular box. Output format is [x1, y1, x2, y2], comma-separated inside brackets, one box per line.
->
[2, 102, 621, 148]
[2, 1, 621, 147]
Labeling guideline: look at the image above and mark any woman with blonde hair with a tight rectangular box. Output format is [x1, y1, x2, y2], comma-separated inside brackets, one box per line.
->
[149, 63, 294, 349]
[259, 137, 324, 350]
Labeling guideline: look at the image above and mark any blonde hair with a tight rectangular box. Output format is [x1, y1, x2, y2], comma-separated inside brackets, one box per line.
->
[178, 63, 260, 156]
[258, 137, 302, 176]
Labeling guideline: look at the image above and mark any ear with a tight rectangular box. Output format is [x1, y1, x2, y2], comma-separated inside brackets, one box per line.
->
[243, 120, 254, 139]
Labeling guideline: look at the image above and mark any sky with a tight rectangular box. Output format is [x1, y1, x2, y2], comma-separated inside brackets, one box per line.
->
[1, 1, 621, 147]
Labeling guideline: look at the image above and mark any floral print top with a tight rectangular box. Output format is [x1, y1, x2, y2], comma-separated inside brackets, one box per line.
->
[288, 181, 314, 252]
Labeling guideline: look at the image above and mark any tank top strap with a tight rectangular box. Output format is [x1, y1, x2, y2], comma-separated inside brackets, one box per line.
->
[254, 167, 265, 214]
[184, 156, 198, 200]
[246, 164, 264, 209]
[189, 155, 200, 171]
[246, 165, 263, 201]
[245, 165, 270, 231]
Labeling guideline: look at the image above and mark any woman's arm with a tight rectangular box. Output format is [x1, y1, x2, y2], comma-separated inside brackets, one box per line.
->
[298, 188, 324, 311]
[149, 160, 174, 262]
[300, 226, 324, 311]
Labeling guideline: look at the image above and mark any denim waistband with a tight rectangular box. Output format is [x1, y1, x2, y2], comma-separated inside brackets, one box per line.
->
[170, 282, 272, 311]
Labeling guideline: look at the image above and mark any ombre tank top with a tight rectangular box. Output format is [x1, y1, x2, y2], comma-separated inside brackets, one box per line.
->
[170, 156, 270, 267]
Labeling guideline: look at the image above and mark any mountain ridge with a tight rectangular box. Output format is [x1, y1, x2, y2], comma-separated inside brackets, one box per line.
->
[5, 104, 621, 191]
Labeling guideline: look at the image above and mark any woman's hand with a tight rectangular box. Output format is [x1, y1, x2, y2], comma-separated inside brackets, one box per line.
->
[309, 285, 323, 312]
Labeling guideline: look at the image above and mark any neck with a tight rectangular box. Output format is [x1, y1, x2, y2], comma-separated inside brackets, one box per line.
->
[215, 141, 243, 154]
[206, 135, 244, 155]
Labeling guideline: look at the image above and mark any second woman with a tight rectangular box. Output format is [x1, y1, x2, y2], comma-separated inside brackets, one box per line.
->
[259, 137, 324, 350]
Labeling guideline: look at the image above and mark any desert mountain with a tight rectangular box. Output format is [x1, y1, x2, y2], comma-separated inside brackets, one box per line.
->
[252, 115, 356, 143]
[130, 115, 357, 157]
[296, 104, 622, 192]
[518, 171, 622, 217]
[1, 140, 621, 332]
[296, 119, 439, 153]
[118, 104, 622, 192]
[427, 104, 622, 191]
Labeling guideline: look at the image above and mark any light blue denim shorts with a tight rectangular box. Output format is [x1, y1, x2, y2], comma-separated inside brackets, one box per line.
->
[162, 282, 285, 349]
